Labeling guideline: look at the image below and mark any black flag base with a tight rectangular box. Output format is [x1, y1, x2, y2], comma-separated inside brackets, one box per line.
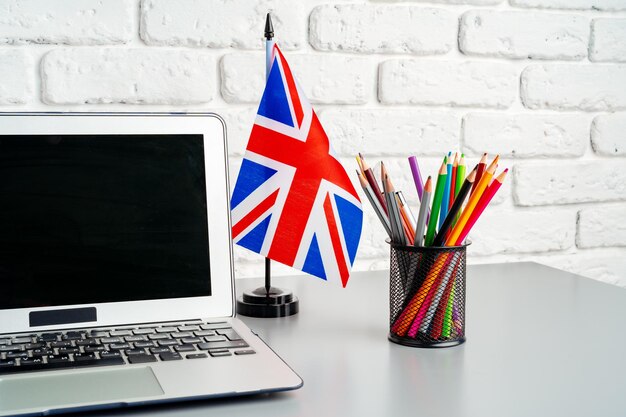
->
[236, 287, 299, 318]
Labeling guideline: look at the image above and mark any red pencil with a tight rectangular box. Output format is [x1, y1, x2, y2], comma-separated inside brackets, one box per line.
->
[454, 168, 508, 245]
[359, 154, 387, 215]
[471, 153, 488, 195]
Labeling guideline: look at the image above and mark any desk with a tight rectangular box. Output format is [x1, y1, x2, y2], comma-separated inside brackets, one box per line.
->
[97, 262, 626, 417]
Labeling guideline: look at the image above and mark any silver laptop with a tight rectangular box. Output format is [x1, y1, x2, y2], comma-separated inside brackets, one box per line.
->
[0, 113, 302, 416]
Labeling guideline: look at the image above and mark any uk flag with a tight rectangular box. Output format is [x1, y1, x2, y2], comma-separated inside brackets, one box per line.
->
[230, 45, 362, 287]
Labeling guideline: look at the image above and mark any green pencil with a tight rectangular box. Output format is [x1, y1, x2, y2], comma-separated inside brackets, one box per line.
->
[424, 158, 447, 247]
[455, 154, 466, 198]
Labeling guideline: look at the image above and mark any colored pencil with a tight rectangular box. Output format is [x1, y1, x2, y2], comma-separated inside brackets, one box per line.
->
[413, 176, 432, 247]
[357, 170, 391, 238]
[396, 193, 415, 246]
[384, 173, 407, 245]
[471, 153, 488, 195]
[408, 156, 424, 201]
[455, 154, 466, 198]
[446, 155, 499, 245]
[449, 152, 458, 207]
[359, 154, 387, 215]
[397, 191, 417, 234]
[432, 167, 476, 247]
[454, 168, 508, 245]
[439, 155, 452, 229]
[424, 159, 447, 247]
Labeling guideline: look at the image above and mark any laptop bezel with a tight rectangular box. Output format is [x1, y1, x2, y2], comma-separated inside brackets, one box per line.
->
[0, 112, 235, 334]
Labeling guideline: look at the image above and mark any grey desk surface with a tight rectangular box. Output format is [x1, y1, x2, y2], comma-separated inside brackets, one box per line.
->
[98, 262, 626, 417]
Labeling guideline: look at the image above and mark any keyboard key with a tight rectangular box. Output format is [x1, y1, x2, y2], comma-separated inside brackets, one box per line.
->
[150, 347, 171, 355]
[209, 350, 232, 357]
[0, 356, 124, 374]
[76, 338, 99, 346]
[0, 339, 8, 345]
[110, 330, 132, 337]
[204, 335, 227, 343]
[125, 349, 146, 356]
[159, 352, 182, 361]
[7, 352, 29, 359]
[47, 355, 71, 364]
[63, 332, 84, 340]
[109, 343, 131, 351]
[0, 345, 18, 352]
[198, 341, 249, 350]
[200, 323, 230, 331]
[156, 327, 177, 333]
[24, 342, 44, 350]
[58, 347, 80, 355]
[0, 359, 16, 368]
[175, 344, 196, 352]
[186, 353, 208, 359]
[84, 346, 106, 353]
[31, 348, 54, 357]
[51, 341, 73, 348]
[171, 332, 193, 339]
[194, 330, 216, 337]
[148, 334, 169, 340]
[216, 330, 243, 341]
[19, 357, 44, 366]
[100, 351, 122, 359]
[73, 353, 96, 362]
[234, 350, 256, 355]
[12, 337, 32, 344]
[90, 330, 109, 338]
[134, 341, 157, 348]
[181, 337, 202, 344]
[39, 333, 60, 342]
[127, 354, 157, 364]
[100, 337, 123, 344]
[158, 339, 179, 347]
[133, 328, 155, 335]
[178, 325, 200, 331]
[124, 335, 146, 343]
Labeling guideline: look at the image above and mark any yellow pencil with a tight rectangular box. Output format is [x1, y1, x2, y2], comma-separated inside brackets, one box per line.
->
[446, 155, 499, 245]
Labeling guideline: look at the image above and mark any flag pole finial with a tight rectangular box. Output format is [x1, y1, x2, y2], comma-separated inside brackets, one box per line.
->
[264, 13, 274, 40]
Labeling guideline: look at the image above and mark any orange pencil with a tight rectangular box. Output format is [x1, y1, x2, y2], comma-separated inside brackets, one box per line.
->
[446, 155, 499, 245]
[454, 168, 508, 245]
[471, 153, 488, 195]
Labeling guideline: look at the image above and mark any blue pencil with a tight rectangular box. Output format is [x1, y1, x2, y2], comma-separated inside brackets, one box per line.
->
[439, 154, 452, 229]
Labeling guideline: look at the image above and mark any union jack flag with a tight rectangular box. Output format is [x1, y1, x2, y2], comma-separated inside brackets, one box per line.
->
[230, 44, 363, 287]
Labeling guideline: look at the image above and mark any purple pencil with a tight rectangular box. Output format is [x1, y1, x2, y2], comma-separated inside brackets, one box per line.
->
[408, 156, 424, 201]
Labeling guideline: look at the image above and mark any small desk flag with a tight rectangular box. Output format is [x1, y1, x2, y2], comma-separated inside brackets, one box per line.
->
[230, 44, 362, 287]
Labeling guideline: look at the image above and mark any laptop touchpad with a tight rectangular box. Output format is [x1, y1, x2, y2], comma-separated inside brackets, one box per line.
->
[0, 367, 164, 412]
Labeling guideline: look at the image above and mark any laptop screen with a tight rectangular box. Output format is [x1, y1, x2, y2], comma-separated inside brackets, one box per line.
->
[0, 134, 211, 310]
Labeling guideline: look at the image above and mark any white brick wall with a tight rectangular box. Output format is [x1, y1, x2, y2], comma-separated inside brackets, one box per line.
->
[1, 0, 625, 287]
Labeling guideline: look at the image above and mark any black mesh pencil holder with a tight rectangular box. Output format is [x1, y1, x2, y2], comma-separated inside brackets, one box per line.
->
[388, 241, 467, 348]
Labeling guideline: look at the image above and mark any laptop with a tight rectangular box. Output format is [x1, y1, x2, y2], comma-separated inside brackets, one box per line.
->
[0, 113, 302, 416]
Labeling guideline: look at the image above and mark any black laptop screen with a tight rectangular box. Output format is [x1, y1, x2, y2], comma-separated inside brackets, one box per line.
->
[0, 134, 211, 310]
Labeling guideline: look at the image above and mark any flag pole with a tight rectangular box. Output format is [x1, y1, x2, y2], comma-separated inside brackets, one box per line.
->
[236, 13, 299, 317]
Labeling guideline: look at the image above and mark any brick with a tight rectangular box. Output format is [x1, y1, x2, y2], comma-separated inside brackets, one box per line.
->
[509, 0, 626, 10]
[0, 0, 132, 45]
[0, 50, 32, 104]
[463, 113, 589, 158]
[379, 60, 517, 109]
[468, 207, 575, 256]
[590, 19, 626, 63]
[140, 0, 302, 50]
[513, 161, 626, 206]
[309, 5, 456, 55]
[577, 204, 626, 248]
[459, 10, 588, 60]
[221, 54, 373, 104]
[319, 109, 459, 157]
[41, 49, 214, 105]
[521, 64, 626, 111]
[223, 108, 257, 156]
[591, 114, 626, 156]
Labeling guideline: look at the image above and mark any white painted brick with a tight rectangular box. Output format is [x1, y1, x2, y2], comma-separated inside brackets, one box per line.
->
[41, 49, 214, 105]
[590, 19, 626, 63]
[459, 10, 588, 60]
[140, 0, 302, 50]
[463, 113, 589, 158]
[373, 0, 503, 5]
[591, 113, 626, 156]
[0, 50, 32, 104]
[0, 0, 132, 45]
[319, 109, 459, 157]
[521, 64, 626, 111]
[223, 108, 257, 156]
[577, 204, 626, 248]
[468, 207, 575, 256]
[221, 53, 373, 104]
[309, 5, 456, 55]
[514, 161, 626, 206]
[510, 0, 626, 11]
[379, 60, 518, 109]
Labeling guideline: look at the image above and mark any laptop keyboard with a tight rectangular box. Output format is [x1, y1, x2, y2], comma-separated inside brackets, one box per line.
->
[0, 321, 255, 375]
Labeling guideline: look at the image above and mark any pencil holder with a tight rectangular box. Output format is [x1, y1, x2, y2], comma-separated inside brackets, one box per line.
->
[388, 242, 467, 348]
